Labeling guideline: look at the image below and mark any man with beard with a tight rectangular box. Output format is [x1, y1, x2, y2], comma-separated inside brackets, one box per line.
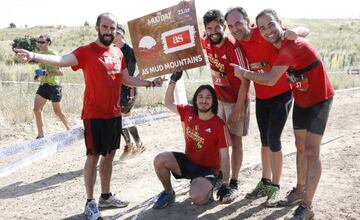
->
[201, 9, 250, 202]
[153, 71, 232, 209]
[231, 9, 334, 220]
[225, 7, 308, 207]
[13, 13, 164, 220]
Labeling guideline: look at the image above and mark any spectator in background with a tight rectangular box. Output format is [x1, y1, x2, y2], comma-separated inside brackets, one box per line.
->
[113, 24, 146, 160]
[33, 34, 70, 139]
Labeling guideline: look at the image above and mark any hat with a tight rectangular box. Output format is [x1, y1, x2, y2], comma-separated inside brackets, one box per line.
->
[116, 24, 125, 35]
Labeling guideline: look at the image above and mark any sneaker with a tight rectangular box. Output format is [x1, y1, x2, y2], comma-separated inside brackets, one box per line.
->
[153, 190, 175, 209]
[35, 135, 44, 139]
[292, 203, 315, 220]
[266, 185, 281, 207]
[119, 143, 134, 160]
[98, 194, 129, 208]
[245, 181, 268, 199]
[221, 179, 238, 203]
[279, 187, 305, 207]
[84, 200, 102, 220]
[133, 142, 146, 154]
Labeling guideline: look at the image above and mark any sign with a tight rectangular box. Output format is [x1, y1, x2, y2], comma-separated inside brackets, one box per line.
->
[128, 0, 206, 79]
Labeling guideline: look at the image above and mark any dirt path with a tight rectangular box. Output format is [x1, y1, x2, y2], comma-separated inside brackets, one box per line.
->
[0, 88, 359, 220]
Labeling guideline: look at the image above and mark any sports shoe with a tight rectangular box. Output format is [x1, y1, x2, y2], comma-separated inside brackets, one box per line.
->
[35, 135, 44, 139]
[223, 179, 238, 203]
[266, 185, 281, 207]
[153, 190, 175, 209]
[98, 194, 129, 208]
[133, 142, 146, 154]
[119, 143, 134, 160]
[292, 203, 315, 220]
[279, 187, 305, 207]
[84, 200, 102, 220]
[245, 181, 268, 199]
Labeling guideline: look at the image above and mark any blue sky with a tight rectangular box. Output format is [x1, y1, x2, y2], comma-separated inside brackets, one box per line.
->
[1, 0, 359, 28]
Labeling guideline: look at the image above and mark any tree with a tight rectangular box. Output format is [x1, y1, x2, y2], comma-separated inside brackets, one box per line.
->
[9, 23, 16, 28]
[84, 21, 90, 27]
[12, 36, 37, 63]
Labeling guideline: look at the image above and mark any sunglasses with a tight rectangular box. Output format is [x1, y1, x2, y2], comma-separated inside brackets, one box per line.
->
[36, 41, 46, 44]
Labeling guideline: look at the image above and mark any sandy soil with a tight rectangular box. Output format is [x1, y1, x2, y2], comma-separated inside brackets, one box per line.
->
[0, 88, 359, 220]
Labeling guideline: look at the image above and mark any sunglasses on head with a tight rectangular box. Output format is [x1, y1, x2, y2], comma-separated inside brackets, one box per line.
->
[37, 41, 46, 44]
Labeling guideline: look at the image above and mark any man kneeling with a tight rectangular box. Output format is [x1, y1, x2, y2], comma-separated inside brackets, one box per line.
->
[153, 71, 233, 209]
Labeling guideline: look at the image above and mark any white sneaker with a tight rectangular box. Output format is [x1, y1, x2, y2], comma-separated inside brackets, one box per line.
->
[98, 194, 129, 208]
[84, 200, 101, 220]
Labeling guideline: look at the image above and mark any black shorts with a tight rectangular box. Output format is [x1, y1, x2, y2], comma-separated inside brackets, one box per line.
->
[36, 84, 62, 102]
[83, 116, 122, 156]
[171, 152, 217, 187]
[256, 90, 293, 152]
[293, 97, 333, 135]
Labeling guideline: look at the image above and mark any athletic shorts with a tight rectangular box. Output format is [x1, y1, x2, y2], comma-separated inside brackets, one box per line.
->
[171, 152, 217, 187]
[293, 97, 333, 135]
[218, 100, 250, 137]
[256, 90, 293, 152]
[36, 84, 62, 102]
[83, 116, 122, 156]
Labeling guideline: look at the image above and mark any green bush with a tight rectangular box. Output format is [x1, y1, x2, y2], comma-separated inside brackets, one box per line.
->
[12, 36, 37, 51]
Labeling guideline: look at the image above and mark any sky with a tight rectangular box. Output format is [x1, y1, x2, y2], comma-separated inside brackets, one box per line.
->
[0, 0, 359, 28]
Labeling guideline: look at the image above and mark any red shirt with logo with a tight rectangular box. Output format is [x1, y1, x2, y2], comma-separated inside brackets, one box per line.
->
[273, 38, 334, 107]
[177, 105, 230, 174]
[71, 42, 127, 119]
[202, 37, 249, 103]
[237, 27, 291, 99]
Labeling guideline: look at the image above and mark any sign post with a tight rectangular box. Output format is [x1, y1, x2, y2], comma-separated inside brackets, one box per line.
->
[128, 0, 206, 79]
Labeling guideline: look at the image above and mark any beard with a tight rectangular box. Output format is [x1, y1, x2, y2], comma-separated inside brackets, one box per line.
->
[197, 105, 212, 113]
[98, 32, 114, 46]
[207, 33, 223, 45]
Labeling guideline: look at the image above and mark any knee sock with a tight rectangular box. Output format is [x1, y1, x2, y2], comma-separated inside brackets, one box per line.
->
[121, 128, 131, 144]
[128, 126, 141, 144]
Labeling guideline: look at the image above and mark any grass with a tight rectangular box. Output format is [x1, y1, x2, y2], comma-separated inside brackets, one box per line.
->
[0, 19, 360, 140]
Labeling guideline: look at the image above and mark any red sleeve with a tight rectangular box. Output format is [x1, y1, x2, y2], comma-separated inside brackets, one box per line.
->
[234, 46, 248, 69]
[217, 122, 231, 149]
[71, 46, 85, 71]
[176, 105, 190, 122]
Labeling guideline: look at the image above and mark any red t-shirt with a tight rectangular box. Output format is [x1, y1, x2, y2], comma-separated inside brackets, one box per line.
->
[202, 36, 249, 103]
[71, 42, 127, 119]
[177, 105, 230, 173]
[273, 38, 334, 107]
[237, 27, 291, 99]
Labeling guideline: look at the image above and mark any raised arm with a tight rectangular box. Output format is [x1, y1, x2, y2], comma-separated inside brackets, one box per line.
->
[13, 48, 78, 67]
[164, 71, 183, 114]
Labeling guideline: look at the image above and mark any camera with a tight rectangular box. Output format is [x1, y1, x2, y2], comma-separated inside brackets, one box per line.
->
[34, 69, 45, 80]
